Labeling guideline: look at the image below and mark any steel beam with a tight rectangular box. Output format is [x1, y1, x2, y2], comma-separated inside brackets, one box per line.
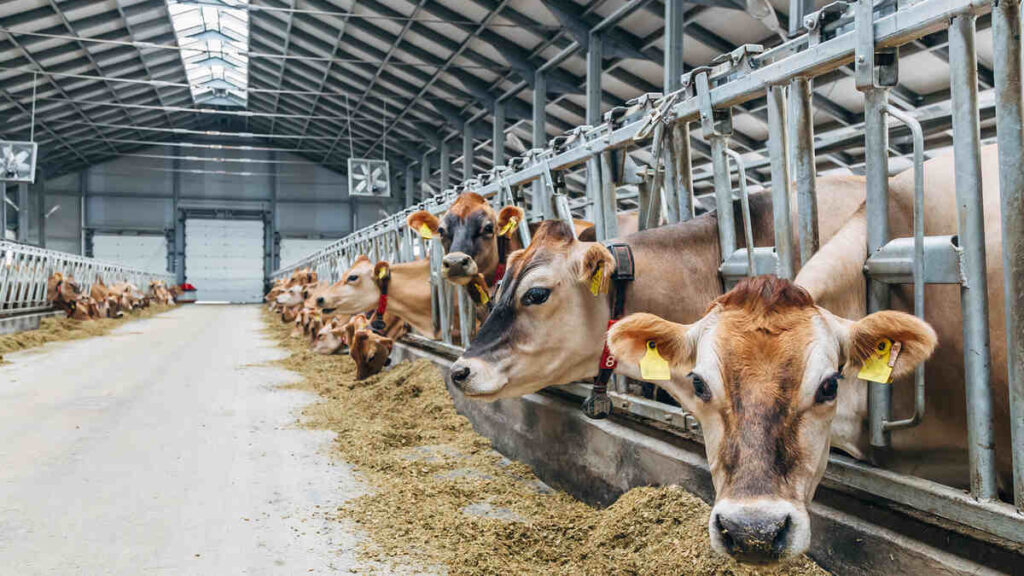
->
[493, 101, 506, 168]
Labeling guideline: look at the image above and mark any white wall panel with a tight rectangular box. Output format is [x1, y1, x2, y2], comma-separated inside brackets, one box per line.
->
[280, 239, 336, 269]
[94, 234, 168, 273]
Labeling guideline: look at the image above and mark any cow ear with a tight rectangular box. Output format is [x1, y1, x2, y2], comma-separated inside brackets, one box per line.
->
[373, 262, 391, 287]
[608, 313, 696, 371]
[575, 243, 615, 295]
[496, 206, 525, 237]
[846, 310, 937, 380]
[406, 210, 439, 238]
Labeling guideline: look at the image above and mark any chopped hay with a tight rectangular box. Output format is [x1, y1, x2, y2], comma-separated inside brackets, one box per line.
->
[264, 312, 827, 576]
[0, 306, 172, 361]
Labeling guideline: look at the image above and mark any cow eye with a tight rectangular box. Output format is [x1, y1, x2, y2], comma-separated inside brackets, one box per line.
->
[346, 274, 359, 283]
[689, 372, 711, 402]
[481, 223, 494, 236]
[815, 372, 841, 404]
[521, 287, 551, 306]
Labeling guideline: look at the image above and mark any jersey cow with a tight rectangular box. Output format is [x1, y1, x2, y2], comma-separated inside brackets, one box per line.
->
[448, 172, 869, 400]
[316, 256, 434, 337]
[607, 277, 935, 562]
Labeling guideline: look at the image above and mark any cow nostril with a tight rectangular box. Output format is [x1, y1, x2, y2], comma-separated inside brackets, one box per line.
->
[715, 509, 791, 562]
[714, 514, 736, 553]
[316, 297, 325, 306]
[458, 255, 472, 266]
[442, 260, 452, 269]
[771, 515, 791, 555]
[450, 365, 470, 386]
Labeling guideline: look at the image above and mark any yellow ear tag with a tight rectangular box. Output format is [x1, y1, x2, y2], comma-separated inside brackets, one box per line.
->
[499, 216, 519, 237]
[377, 267, 388, 280]
[640, 340, 671, 381]
[589, 262, 605, 296]
[474, 283, 490, 305]
[857, 338, 898, 383]
[418, 223, 433, 239]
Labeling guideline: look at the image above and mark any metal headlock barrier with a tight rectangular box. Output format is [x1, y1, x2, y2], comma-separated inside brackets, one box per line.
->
[274, 0, 1024, 549]
[0, 240, 175, 316]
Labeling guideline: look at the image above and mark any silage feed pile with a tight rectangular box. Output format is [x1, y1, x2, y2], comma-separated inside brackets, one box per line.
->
[265, 314, 827, 576]
[0, 306, 170, 361]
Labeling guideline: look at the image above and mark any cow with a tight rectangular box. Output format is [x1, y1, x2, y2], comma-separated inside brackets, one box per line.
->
[349, 329, 394, 380]
[313, 315, 364, 355]
[606, 276, 936, 562]
[47, 272, 81, 315]
[406, 193, 526, 287]
[315, 257, 436, 337]
[446, 172, 870, 400]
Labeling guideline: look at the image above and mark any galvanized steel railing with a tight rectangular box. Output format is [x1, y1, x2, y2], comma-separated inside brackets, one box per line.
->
[0, 240, 175, 316]
[275, 0, 1024, 549]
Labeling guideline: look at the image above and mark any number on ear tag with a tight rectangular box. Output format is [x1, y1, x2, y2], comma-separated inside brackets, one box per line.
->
[499, 216, 519, 237]
[857, 338, 898, 383]
[640, 340, 671, 381]
[418, 223, 433, 239]
[590, 262, 604, 296]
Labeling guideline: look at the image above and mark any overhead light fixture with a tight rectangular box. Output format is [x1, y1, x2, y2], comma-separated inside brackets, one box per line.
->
[166, 0, 250, 107]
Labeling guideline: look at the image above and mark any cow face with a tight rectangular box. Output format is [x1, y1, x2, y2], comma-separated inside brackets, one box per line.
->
[606, 276, 936, 563]
[448, 221, 614, 399]
[407, 193, 524, 285]
[315, 256, 379, 314]
[350, 329, 394, 380]
[313, 317, 346, 355]
[276, 285, 307, 307]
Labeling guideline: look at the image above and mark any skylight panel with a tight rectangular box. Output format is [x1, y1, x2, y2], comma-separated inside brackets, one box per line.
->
[167, 0, 250, 107]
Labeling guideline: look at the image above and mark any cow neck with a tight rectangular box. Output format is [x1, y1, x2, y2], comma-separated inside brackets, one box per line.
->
[593, 243, 635, 397]
[380, 259, 434, 336]
[493, 235, 510, 283]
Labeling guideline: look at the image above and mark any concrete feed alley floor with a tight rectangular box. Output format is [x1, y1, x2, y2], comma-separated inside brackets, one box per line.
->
[0, 305, 391, 575]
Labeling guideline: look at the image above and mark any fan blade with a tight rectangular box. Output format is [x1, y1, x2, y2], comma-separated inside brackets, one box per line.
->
[14, 150, 29, 164]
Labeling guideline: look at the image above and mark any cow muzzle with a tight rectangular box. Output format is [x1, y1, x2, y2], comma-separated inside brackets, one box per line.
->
[447, 357, 507, 399]
[709, 498, 808, 564]
[441, 252, 477, 284]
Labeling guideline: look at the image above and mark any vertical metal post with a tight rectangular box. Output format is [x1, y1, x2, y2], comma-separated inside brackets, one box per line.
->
[493, 101, 505, 168]
[440, 138, 450, 192]
[949, 13, 998, 501]
[265, 151, 278, 283]
[767, 85, 794, 279]
[0, 182, 7, 241]
[404, 167, 416, 208]
[17, 183, 28, 243]
[463, 123, 474, 182]
[864, 86, 892, 450]
[992, 0, 1024, 511]
[788, 0, 815, 36]
[80, 168, 89, 256]
[173, 148, 185, 282]
[532, 70, 551, 218]
[665, 123, 693, 223]
[790, 77, 818, 266]
[587, 32, 608, 238]
[664, 0, 684, 92]
[697, 71, 735, 261]
[37, 172, 45, 248]
[421, 152, 431, 199]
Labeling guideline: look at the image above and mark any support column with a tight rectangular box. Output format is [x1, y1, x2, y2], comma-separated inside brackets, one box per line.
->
[664, 0, 685, 92]
[992, 0, 1024, 511]
[17, 183, 28, 243]
[532, 70, 550, 218]
[405, 167, 416, 207]
[463, 124, 474, 182]
[440, 138, 450, 192]
[493, 101, 505, 168]
[421, 152, 432, 198]
[173, 150, 185, 282]
[265, 151, 278, 282]
[766, 85, 794, 279]
[586, 33, 606, 236]
[37, 172, 46, 248]
[80, 168, 91, 257]
[0, 182, 7, 241]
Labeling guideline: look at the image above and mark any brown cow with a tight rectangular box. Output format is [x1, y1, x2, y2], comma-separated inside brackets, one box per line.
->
[47, 272, 81, 315]
[316, 257, 436, 337]
[350, 329, 394, 380]
[607, 276, 936, 562]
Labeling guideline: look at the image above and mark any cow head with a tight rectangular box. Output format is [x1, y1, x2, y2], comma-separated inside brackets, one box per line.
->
[406, 193, 525, 285]
[350, 329, 394, 380]
[448, 221, 614, 399]
[48, 272, 81, 305]
[606, 276, 937, 563]
[276, 285, 308, 307]
[314, 256, 380, 314]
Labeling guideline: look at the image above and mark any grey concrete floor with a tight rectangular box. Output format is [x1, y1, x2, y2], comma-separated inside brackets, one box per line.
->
[0, 305, 384, 575]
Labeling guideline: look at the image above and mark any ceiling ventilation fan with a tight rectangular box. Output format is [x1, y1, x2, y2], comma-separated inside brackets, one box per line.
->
[348, 158, 391, 198]
[0, 141, 37, 183]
